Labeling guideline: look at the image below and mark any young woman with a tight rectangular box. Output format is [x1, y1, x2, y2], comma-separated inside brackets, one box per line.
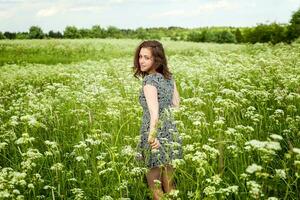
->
[133, 40, 183, 200]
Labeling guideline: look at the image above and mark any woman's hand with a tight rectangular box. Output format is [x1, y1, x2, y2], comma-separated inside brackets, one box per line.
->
[148, 137, 160, 149]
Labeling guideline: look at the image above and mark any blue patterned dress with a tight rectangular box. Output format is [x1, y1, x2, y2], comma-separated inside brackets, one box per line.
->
[138, 73, 183, 168]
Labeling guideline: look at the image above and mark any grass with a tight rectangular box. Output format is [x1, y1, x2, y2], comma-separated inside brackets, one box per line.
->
[0, 39, 300, 199]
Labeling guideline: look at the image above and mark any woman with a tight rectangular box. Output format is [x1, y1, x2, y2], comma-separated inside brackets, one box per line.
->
[133, 40, 183, 200]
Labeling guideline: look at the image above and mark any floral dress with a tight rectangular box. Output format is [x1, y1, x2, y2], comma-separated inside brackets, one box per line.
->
[137, 73, 183, 168]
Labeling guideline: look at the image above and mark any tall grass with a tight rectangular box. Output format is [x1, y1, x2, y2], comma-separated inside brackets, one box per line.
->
[0, 39, 300, 199]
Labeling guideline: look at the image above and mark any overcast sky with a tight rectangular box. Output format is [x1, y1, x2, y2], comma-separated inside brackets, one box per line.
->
[0, 0, 299, 32]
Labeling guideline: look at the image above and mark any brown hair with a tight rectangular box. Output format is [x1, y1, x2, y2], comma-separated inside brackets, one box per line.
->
[133, 40, 172, 79]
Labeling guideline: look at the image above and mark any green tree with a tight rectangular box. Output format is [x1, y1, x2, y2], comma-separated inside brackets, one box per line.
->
[28, 26, 44, 39]
[235, 28, 243, 43]
[269, 23, 287, 44]
[90, 25, 106, 38]
[244, 24, 274, 43]
[64, 26, 82, 39]
[187, 31, 203, 42]
[218, 30, 236, 43]
[4, 32, 16, 39]
[243, 23, 287, 44]
[287, 7, 300, 41]
[16, 32, 29, 39]
[204, 30, 219, 43]
[48, 30, 63, 38]
[136, 27, 148, 39]
[121, 28, 135, 39]
[79, 28, 91, 38]
[106, 26, 122, 38]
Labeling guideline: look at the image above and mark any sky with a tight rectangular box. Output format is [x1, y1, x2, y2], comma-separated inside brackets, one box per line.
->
[0, 0, 299, 32]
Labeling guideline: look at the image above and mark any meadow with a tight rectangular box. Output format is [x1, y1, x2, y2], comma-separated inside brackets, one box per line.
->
[0, 39, 300, 199]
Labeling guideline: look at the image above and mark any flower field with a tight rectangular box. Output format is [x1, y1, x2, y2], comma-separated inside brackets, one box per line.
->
[0, 39, 300, 199]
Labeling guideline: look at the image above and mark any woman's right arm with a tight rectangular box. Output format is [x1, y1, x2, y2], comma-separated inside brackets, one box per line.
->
[172, 80, 180, 108]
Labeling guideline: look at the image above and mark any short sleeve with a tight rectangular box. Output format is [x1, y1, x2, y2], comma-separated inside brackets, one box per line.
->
[143, 74, 159, 88]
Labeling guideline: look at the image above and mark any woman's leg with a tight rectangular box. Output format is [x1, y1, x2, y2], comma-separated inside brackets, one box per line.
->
[161, 164, 175, 193]
[146, 166, 164, 200]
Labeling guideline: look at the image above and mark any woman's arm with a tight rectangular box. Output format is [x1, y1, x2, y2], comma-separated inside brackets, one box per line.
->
[144, 84, 160, 149]
[172, 80, 180, 108]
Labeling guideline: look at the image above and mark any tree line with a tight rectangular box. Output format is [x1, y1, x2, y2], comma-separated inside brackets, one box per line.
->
[0, 7, 299, 44]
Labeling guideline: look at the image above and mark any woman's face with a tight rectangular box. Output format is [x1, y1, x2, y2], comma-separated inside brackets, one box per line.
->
[139, 47, 155, 73]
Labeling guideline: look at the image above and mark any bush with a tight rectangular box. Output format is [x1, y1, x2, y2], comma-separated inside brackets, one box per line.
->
[287, 7, 300, 41]
[28, 26, 44, 39]
[64, 26, 82, 39]
[217, 30, 236, 43]
[187, 31, 203, 42]
[0, 32, 6, 39]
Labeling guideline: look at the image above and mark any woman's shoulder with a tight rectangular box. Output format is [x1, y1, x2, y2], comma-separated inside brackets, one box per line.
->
[143, 72, 174, 82]
[143, 73, 160, 86]
[146, 72, 162, 77]
[144, 73, 162, 80]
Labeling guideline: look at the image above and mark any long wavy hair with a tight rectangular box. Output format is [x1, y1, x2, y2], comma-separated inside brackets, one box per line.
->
[133, 40, 172, 80]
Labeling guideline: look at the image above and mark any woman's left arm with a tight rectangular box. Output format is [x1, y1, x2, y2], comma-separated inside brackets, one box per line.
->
[144, 84, 160, 149]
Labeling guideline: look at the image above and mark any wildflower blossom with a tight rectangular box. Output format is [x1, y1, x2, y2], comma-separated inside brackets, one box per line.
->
[275, 169, 286, 179]
[203, 186, 216, 196]
[50, 163, 64, 171]
[217, 185, 239, 195]
[292, 148, 300, 154]
[247, 181, 262, 199]
[269, 134, 283, 141]
[246, 163, 262, 174]
[71, 188, 86, 200]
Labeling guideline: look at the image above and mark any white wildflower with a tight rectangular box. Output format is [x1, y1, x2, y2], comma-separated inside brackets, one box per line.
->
[171, 159, 185, 168]
[274, 109, 284, 116]
[168, 189, 179, 197]
[269, 134, 283, 141]
[100, 196, 113, 200]
[71, 188, 85, 200]
[121, 145, 135, 156]
[187, 191, 194, 198]
[275, 169, 286, 179]
[246, 163, 262, 174]
[45, 140, 58, 149]
[225, 128, 237, 136]
[203, 144, 219, 158]
[213, 116, 225, 127]
[292, 148, 300, 154]
[208, 138, 215, 143]
[0, 142, 8, 150]
[15, 133, 35, 145]
[247, 181, 262, 199]
[10, 115, 19, 126]
[184, 144, 195, 152]
[203, 186, 216, 196]
[130, 167, 146, 176]
[268, 197, 278, 200]
[50, 163, 64, 171]
[84, 170, 91, 175]
[211, 174, 222, 185]
[240, 173, 249, 180]
[13, 189, 20, 195]
[75, 156, 85, 162]
[266, 141, 281, 151]
[294, 161, 300, 167]
[217, 185, 239, 195]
